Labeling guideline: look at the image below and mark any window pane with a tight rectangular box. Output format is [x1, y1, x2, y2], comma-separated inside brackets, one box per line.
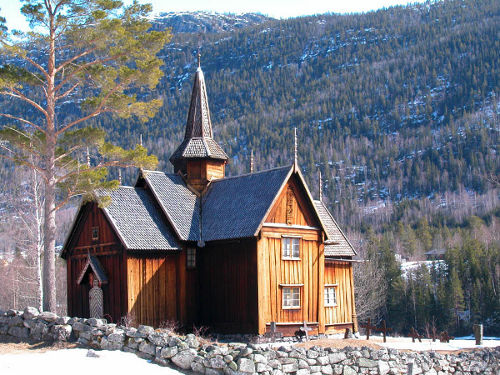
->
[292, 238, 300, 257]
[283, 287, 300, 308]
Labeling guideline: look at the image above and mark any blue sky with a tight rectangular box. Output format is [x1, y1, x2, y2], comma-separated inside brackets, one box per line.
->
[2, 0, 428, 32]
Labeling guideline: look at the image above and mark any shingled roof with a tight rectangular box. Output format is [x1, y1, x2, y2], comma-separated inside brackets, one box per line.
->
[142, 170, 201, 242]
[97, 187, 180, 251]
[202, 166, 292, 242]
[170, 67, 228, 172]
[313, 200, 356, 257]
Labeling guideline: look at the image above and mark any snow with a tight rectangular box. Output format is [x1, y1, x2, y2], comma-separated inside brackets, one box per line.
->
[0, 348, 187, 375]
[377, 336, 500, 352]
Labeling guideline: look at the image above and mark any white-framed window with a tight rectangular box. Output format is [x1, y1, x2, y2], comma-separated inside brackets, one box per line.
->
[186, 247, 196, 270]
[324, 286, 337, 307]
[282, 237, 300, 259]
[282, 286, 301, 309]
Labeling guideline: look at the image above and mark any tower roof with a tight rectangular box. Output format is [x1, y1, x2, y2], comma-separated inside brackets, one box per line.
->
[170, 67, 228, 171]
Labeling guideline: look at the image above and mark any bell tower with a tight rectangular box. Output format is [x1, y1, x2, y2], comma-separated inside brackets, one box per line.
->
[170, 61, 228, 192]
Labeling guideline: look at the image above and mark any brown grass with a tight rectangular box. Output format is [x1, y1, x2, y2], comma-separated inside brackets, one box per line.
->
[0, 335, 76, 354]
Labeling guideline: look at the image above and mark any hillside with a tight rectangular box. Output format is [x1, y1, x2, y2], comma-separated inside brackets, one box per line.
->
[0, 0, 498, 335]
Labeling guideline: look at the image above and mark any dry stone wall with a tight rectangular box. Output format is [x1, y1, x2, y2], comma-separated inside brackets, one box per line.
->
[1, 307, 499, 375]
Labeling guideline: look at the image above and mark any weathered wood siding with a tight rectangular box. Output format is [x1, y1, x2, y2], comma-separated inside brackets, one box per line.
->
[197, 239, 258, 333]
[65, 203, 126, 323]
[186, 160, 225, 191]
[324, 260, 354, 332]
[257, 176, 325, 335]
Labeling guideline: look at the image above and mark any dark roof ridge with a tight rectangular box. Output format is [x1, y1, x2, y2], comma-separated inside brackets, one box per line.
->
[210, 164, 293, 183]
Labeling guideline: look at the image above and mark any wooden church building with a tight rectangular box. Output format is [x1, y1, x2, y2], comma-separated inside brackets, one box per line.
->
[62, 64, 358, 336]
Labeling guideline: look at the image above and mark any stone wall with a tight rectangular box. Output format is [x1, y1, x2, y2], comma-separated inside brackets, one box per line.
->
[1, 307, 499, 375]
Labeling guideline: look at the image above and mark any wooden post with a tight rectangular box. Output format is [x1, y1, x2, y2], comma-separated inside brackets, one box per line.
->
[300, 321, 312, 341]
[360, 318, 377, 340]
[377, 320, 392, 343]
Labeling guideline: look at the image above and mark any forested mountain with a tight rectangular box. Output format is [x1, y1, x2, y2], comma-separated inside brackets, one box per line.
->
[0, 0, 498, 333]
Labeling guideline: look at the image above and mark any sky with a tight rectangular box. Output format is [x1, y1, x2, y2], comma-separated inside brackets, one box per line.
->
[1, 0, 428, 32]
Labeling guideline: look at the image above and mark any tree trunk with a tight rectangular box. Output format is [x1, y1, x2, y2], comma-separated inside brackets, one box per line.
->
[42, 175, 56, 312]
[42, 4, 57, 313]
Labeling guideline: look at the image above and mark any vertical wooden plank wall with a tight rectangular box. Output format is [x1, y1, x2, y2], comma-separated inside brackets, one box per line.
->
[127, 254, 179, 328]
[66, 203, 126, 323]
[257, 230, 321, 334]
[324, 260, 354, 332]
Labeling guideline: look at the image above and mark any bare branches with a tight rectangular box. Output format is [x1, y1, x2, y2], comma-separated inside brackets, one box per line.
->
[2, 88, 49, 118]
[0, 113, 47, 134]
[55, 81, 79, 100]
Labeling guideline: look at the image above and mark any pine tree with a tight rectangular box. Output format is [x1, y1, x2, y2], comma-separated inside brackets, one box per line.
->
[0, 1, 170, 312]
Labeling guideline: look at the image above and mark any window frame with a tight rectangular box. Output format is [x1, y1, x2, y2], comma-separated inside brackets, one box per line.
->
[324, 284, 338, 307]
[282, 285, 301, 310]
[91, 226, 99, 241]
[186, 247, 196, 270]
[281, 236, 301, 260]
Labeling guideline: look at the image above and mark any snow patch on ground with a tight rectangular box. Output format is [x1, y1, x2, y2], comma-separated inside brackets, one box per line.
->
[377, 336, 500, 351]
[0, 348, 187, 375]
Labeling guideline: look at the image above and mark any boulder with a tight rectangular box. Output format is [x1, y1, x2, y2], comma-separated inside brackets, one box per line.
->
[23, 307, 39, 320]
[39, 311, 58, 322]
[238, 357, 256, 373]
[172, 349, 196, 370]
[160, 345, 178, 359]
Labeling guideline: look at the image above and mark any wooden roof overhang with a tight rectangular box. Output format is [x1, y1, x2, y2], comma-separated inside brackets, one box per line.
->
[77, 254, 108, 285]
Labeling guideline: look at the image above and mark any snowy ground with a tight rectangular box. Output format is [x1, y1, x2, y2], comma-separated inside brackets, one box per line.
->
[377, 335, 500, 351]
[0, 348, 188, 375]
[0, 336, 498, 375]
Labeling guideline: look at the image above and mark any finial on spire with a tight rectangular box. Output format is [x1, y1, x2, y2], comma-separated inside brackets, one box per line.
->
[250, 149, 255, 173]
[197, 52, 201, 68]
[118, 169, 122, 185]
[140, 134, 143, 147]
[86, 147, 90, 167]
[319, 169, 323, 201]
[293, 127, 298, 168]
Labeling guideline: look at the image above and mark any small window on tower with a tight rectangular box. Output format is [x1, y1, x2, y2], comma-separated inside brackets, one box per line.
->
[91, 227, 99, 241]
[186, 247, 196, 270]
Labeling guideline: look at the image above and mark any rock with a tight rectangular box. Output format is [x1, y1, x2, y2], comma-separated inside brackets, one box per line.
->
[161, 345, 178, 358]
[329, 353, 347, 364]
[72, 321, 91, 332]
[52, 324, 72, 341]
[87, 349, 100, 358]
[39, 311, 58, 322]
[238, 357, 256, 373]
[358, 358, 377, 368]
[172, 349, 196, 370]
[186, 333, 200, 348]
[56, 316, 71, 325]
[342, 366, 357, 375]
[87, 318, 106, 327]
[31, 321, 49, 340]
[192, 360, 206, 374]
[6, 309, 18, 317]
[317, 356, 329, 365]
[254, 353, 268, 363]
[321, 365, 333, 375]
[378, 361, 390, 375]
[138, 341, 156, 356]
[308, 350, 320, 359]
[228, 361, 238, 371]
[136, 324, 154, 337]
[214, 355, 229, 369]
[296, 369, 310, 375]
[282, 362, 299, 373]
[205, 368, 222, 375]
[23, 307, 39, 320]
[148, 332, 168, 346]
[8, 326, 29, 338]
[298, 359, 310, 369]
[8, 315, 24, 327]
[108, 332, 125, 343]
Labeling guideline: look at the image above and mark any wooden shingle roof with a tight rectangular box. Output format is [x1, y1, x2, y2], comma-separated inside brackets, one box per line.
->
[97, 187, 180, 251]
[142, 171, 201, 242]
[202, 166, 292, 242]
[313, 200, 356, 257]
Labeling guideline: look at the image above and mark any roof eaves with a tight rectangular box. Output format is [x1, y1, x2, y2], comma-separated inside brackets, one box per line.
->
[61, 199, 87, 258]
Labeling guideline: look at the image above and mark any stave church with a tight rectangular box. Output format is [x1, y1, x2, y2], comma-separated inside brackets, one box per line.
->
[62, 62, 358, 336]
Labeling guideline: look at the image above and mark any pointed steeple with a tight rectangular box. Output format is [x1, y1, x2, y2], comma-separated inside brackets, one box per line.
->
[170, 63, 228, 190]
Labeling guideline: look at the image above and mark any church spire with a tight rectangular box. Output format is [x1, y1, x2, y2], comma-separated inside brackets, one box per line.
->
[170, 62, 228, 191]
